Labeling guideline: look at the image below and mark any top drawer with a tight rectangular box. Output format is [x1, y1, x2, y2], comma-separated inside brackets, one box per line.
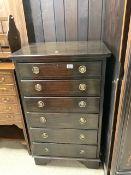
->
[17, 62, 101, 79]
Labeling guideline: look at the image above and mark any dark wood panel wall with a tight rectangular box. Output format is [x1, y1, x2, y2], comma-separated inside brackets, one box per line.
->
[28, 0, 104, 42]
[103, 0, 125, 59]
[103, 0, 130, 174]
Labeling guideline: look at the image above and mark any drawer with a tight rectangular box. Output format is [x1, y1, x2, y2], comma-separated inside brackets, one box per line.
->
[26, 113, 99, 129]
[30, 128, 98, 145]
[32, 143, 97, 159]
[0, 85, 16, 95]
[0, 113, 22, 124]
[0, 104, 20, 114]
[0, 72, 14, 84]
[24, 97, 100, 113]
[0, 95, 18, 104]
[21, 79, 101, 97]
[17, 62, 101, 79]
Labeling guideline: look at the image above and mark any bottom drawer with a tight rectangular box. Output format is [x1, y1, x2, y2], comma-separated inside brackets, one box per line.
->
[32, 143, 97, 159]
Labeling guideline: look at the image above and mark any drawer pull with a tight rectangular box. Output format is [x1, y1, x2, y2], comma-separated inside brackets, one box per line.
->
[79, 117, 87, 125]
[6, 115, 14, 119]
[6, 106, 12, 111]
[79, 83, 86, 91]
[79, 65, 86, 74]
[37, 101, 45, 108]
[44, 147, 49, 153]
[0, 77, 5, 82]
[32, 66, 39, 74]
[80, 150, 85, 154]
[78, 101, 86, 108]
[2, 97, 9, 103]
[79, 134, 85, 140]
[35, 84, 42, 91]
[0, 87, 6, 91]
[42, 132, 48, 139]
[40, 117, 46, 123]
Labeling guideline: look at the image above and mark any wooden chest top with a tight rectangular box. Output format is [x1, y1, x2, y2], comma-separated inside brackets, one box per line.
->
[11, 41, 111, 61]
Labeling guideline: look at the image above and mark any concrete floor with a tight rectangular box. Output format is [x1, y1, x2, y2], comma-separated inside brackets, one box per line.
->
[0, 140, 104, 175]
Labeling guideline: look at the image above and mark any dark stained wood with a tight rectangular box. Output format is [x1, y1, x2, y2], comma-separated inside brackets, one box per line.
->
[24, 97, 100, 113]
[54, 0, 65, 41]
[21, 79, 101, 97]
[22, 0, 36, 43]
[103, 0, 125, 58]
[17, 62, 102, 79]
[23, 0, 104, 42]
[12, 41, 111, 58]
[26, 113, 99, 129]
[34, 156, 100, 168]
[29, 0, 44, 42]
[64, 0, 77, 41]
[30, 128, 98, 144]
[13, 41, 111, 168]
[78, 0, 88, 41]
[110, 16, 131, 175]
[41, 0, 56, 42]
[32, 142, 97, 159]
[103, 0, 130, 173]
[88, 0, 103, 40]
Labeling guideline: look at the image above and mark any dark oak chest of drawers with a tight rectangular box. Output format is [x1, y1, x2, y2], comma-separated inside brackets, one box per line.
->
[12, 41, 111, 168]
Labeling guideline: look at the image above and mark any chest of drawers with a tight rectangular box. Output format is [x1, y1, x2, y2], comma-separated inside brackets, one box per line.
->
[12, 41, 111, 168]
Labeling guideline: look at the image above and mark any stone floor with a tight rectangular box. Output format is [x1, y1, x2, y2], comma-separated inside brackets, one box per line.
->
[0, 140, 104, 175]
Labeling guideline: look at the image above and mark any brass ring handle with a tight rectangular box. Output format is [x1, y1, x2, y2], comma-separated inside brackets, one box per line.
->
[78, 101, 86, 108]
[79, 83, 86, 91]
[79, 65, 86, 74]
[80, 150, 85, 154]
[2, 97, 9, 103]
[42, 132, 48, 139]
[0, 77, 5, 82]
[44, 147, 49, 153]
[79, 117, 87, 125]
[32, 66, 39, 74]
[37, 101, 45, 108]
[40, 117, 46, 123]
[35, 84, 42, 91]
[79, 134, 85, 140]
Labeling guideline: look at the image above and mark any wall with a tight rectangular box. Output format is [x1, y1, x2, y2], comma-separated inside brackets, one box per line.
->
[23, 0, 104, 43]
[0, 0, 28, 46]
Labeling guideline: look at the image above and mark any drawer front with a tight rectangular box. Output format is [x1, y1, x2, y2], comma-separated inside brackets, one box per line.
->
[24, 97, 100, 113]
[17, 62, 101, 79]
[0, 95, 17, 104]
[21, 79, 101, 97]
[0, 113, 22, 124]
[32, 143, 97, 159]
[0, 104, 20, 114]
[30, 128, 98, 144]
[27, 113, 99, 129]
[0, 73, 14, 84]
[0, 85, 16, 95]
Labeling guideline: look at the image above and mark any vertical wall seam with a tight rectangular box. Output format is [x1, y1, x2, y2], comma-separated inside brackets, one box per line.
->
[87, 0, 89, 40]
[40, 0, 45, 42]
[53, 0, 57, 42]
[63, 0, 66, 41]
